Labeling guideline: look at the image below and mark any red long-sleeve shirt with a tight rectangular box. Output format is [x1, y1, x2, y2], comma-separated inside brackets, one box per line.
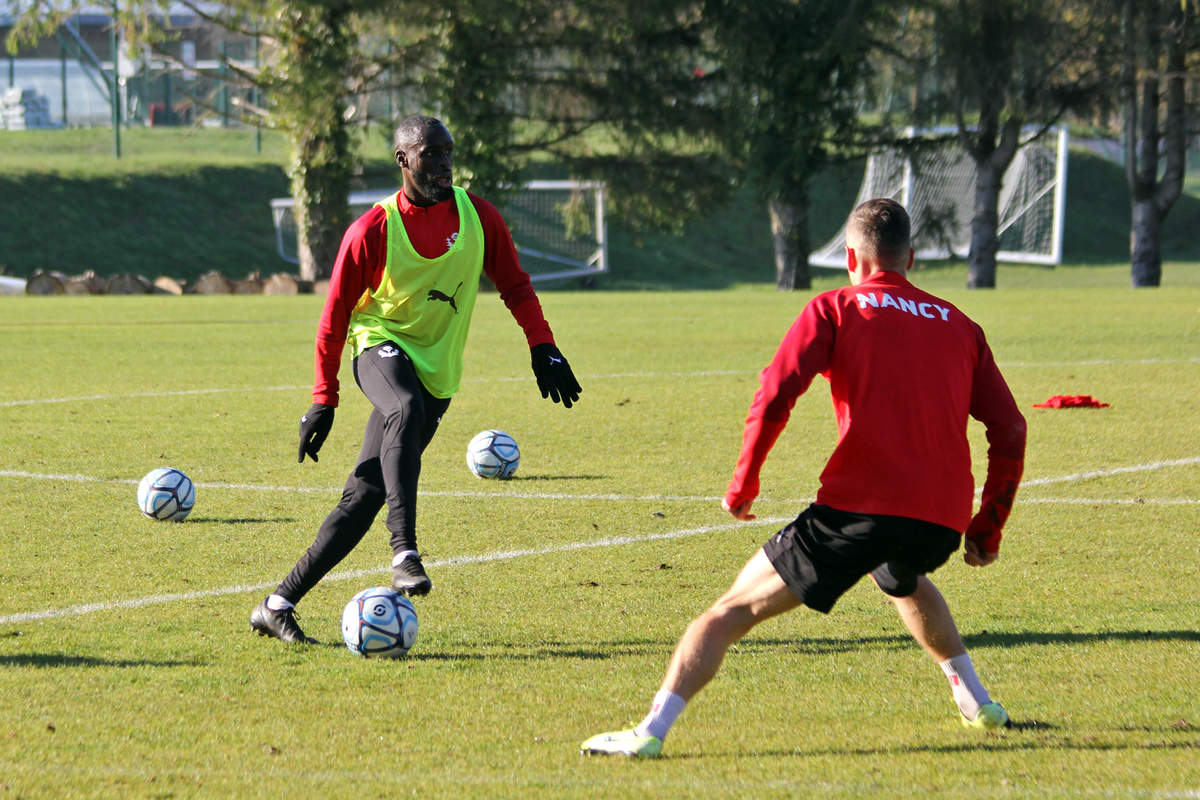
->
[726, 270, 1025, 535]
[312, 190, 555, 406]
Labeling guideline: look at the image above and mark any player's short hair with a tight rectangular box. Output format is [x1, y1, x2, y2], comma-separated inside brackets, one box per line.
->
[847, 198, 911, 266]
[393, 114, 446, 152]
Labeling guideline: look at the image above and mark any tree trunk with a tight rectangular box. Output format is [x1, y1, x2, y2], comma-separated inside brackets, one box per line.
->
[294, 184, 348, 282]
[966, 118, 1019, 290]
[291, 127, 352, 282]
[1130, 197, 1163, 287]
[1122, 0, 1186, 288]
[263, 273, 312, 295]
[296, 218, 323, 284]
[25, 270, 66, 295]
[768, 189, 810, 291]
[283, 4, 355, 283]
[967, 159, 1002, 289]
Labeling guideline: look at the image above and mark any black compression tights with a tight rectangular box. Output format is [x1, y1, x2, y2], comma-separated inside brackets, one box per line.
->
[275, 343, 450, 603]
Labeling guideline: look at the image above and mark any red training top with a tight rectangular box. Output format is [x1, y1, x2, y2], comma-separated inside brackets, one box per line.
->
[726, 270, 1025, 541]
[311, 190, 555, 407]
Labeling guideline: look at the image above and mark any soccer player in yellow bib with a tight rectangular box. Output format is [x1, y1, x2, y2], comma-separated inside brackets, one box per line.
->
[251, 115, 581, 644]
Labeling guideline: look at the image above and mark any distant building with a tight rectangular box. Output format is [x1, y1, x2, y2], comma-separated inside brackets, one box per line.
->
[0, 5, 253, 127]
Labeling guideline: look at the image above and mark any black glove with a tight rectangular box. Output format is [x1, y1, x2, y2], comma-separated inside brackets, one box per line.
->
[530, 343, 581, 409]
[298, 403, 335, 462]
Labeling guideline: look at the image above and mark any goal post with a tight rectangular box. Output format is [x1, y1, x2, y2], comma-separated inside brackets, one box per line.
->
[809, 126, 1068, 268]
[270, 180, 608, 284]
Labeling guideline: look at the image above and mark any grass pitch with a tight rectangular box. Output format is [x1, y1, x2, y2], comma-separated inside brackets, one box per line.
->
[0, 281, 1197, 798]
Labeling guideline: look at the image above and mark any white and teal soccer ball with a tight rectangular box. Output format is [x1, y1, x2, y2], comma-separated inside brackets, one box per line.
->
[466, 429, 520, 479]
[137, 467, 195, 521]
[341, 587, 419, 658]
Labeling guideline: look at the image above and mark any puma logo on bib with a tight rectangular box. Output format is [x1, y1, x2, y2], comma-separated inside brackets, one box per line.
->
[427, 281, 464, 313]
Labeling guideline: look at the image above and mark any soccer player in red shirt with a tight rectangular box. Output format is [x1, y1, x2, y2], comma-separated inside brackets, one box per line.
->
[250, 115, 581, 644]
[583, 198, 1025, 757]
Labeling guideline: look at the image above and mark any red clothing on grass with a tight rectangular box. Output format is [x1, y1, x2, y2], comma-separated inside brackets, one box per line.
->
[311, 190, 554, 407]
[726, 270, 1025, 535]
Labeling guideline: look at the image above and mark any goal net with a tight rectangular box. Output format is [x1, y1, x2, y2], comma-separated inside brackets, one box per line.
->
[809, 127, 1067, 268]
[270, 180, 608, 283]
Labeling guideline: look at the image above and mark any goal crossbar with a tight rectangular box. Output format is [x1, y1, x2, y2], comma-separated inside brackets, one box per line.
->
[270, 180, 608, 283]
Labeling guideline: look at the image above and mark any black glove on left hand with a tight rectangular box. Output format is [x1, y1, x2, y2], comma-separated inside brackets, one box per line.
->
[298, 403, 335, 463]
[530, 343, 581, 409]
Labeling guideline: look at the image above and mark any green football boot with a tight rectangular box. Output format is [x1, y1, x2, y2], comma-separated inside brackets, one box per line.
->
[961, 701, 1011, 730]
[580, 729, 663, 758]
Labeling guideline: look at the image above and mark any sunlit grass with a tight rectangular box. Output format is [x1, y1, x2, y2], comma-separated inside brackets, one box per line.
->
[0, 287, 1196, 798]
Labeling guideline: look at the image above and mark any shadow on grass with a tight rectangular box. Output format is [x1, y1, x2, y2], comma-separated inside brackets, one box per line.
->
[0, 653, 197, 668]
[737, 629, 1200, 654]
[669, 734, 1198, 762]
[196, 517, 301, 525]
[505, 474, 608, 482]
[391, 629, 1200, 663]
[306, 639, 667, 661]
[963, 629, 1200, 649]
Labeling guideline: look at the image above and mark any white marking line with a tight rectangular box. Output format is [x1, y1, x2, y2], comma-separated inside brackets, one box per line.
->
[0, 372, 732, 408]
[1017, 457, 1200, 488]
[1001, 357, 1200, 368]
[1, 456, 1197, 625]
[6, 469, 1193, 507]
[0, 517, 793, 625]
[1020, 497, 1199, 505]
[5, 456, 1198, 501]
[0, 471, 722, 501]
[4, 356, 1198, 407]
[0, 385, 308, 408]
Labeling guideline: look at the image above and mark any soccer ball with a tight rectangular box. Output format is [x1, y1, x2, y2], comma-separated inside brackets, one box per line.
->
[341, 587, 419, 658]
[466, 429, 520, 479]
[137, 467, 195, 522]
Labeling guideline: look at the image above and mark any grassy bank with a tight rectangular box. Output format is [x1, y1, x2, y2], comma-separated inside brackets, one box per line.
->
[1, 127, 1197, 288]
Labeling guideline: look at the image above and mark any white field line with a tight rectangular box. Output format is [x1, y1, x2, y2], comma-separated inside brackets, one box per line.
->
[0, 372, 739, 408]
[4, 456, 1198, 501]
[2, 356, 1197, 408]
[1001, 357, 1200, 368]
[1019, 497, 1199, 505]
[0, 517, 793, 625]
[0, 457, 1196, 625]
[0, 385, 309, 408]
[3, 466, 1197, 507]
[1017, 457, 1200, 489]
[3, 467, 1199, 511]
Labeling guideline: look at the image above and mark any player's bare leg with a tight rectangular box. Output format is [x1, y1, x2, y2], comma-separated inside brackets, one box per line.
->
[886, 575, 964, 661]
[884, 575, 1009, 729]
[583, 549, 799, 756]
[660, 549, 800, 700]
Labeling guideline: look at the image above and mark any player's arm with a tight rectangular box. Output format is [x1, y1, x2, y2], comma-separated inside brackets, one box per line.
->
[298, 208, 387, 463]
[473, 194, 581, 408]
[724, 299, 834, 518]
[964, 328, 1027, 564]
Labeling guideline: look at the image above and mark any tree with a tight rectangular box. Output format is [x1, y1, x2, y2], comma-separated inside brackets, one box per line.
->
[903, 0, 1103, 288]
[433, 0, 889, 292]
[1121, 0, 1195, 288]
[5, 0, 405, 282]
[6, 0, 729, 281]
[260, 1, 364, 281]
[703, 0, 886, 290]
[492, 0, 731, 234]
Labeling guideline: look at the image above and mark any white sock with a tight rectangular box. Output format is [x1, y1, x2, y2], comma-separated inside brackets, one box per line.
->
[940, 654, 991, 720]
[392, 549, 419, 567]
[635, 689, 687, 741]
[265, 594, 294, 612]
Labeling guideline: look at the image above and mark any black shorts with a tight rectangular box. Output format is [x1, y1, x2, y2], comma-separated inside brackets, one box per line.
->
[763, 504, 961, 613]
